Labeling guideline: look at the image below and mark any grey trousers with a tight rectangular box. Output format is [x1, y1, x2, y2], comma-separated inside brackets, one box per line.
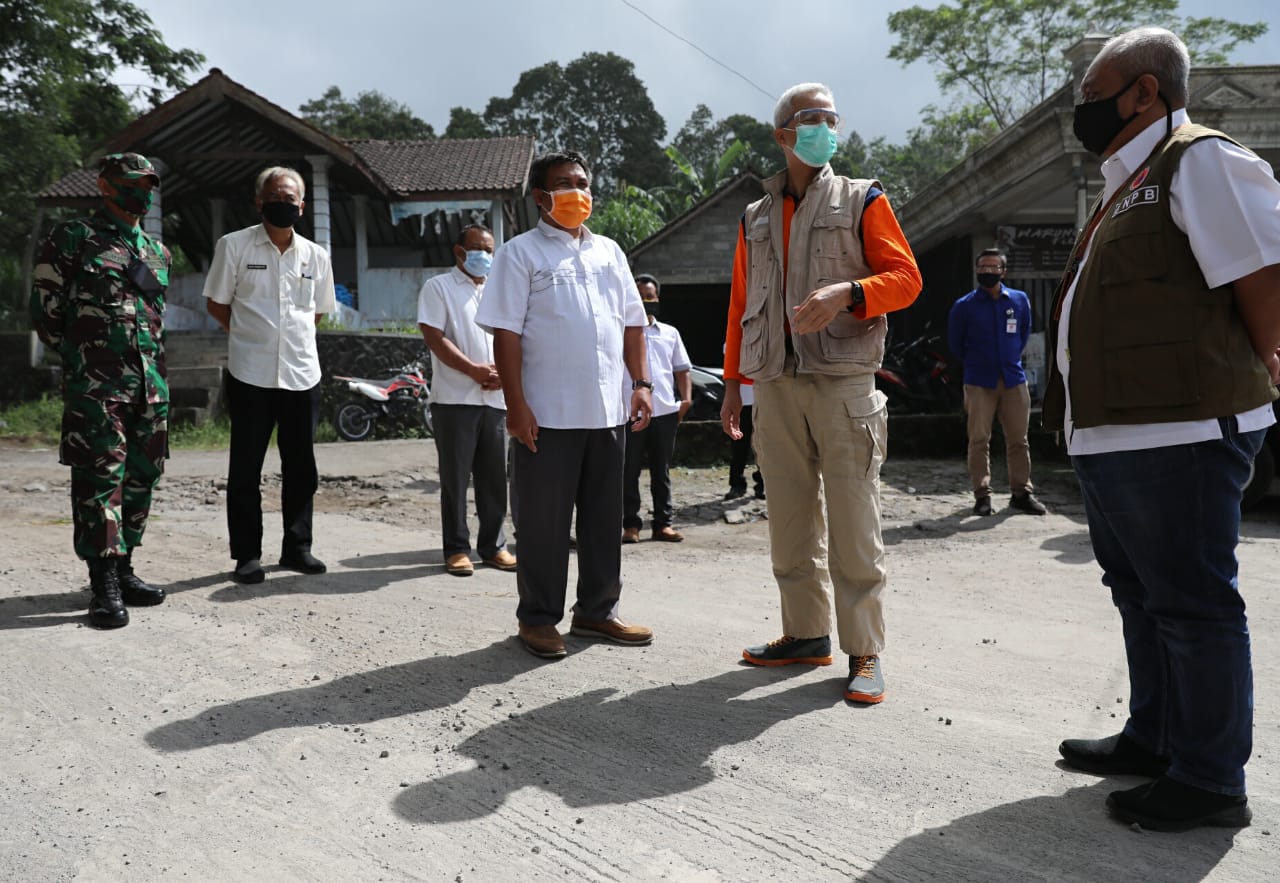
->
[513, 426, 625, 626]
[430, 404, 509, 558]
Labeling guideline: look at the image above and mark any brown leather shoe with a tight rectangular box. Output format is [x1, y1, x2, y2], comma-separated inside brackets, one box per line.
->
[570, 616, 653, 646]
[621, 527, 640, 544]
[445, 553, 474, 576]
[652, 525, 684, 542]
[518, 623, 567, 659]
[483, 549, 517, 571]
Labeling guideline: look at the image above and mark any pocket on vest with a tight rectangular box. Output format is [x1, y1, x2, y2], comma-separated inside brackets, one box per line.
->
[1101, 282, 1200, 409]
[817, 282, 885, 364]
[739, 304, 769, 377]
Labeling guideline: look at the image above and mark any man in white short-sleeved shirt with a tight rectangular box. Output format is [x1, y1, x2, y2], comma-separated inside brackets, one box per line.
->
[417, 223, 515, 577]
[621, 274, 692, 543]
[204, 166, 335, 585]
[476, 150, 654, 660]
[1045, 27, 1280, 832]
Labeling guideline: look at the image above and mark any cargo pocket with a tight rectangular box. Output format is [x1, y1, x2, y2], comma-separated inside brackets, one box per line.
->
[843, 389, 888, 480]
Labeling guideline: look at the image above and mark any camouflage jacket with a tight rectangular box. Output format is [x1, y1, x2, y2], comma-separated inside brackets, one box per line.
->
[30, 211, 170, 403]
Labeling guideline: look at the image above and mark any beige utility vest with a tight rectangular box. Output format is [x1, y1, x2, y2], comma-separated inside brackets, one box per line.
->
[737, 167, 886, 382]
[1043, 124, 1276, 431]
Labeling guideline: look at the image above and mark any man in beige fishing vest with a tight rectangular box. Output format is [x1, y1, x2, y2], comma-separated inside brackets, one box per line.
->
[1046, 27, 1280, 832]
[720, 82, 922, 705]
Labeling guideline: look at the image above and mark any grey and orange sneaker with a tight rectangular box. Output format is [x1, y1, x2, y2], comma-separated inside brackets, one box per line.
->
[845, 654, 885, 704]
[742, 635, 832, 666]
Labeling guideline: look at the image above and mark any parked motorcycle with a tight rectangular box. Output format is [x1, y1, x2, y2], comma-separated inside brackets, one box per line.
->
[332, 356, 433, 441]
[874, 333, 962, 414]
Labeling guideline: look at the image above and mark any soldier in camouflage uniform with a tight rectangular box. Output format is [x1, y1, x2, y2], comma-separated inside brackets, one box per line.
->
[30, 152, 171, 629]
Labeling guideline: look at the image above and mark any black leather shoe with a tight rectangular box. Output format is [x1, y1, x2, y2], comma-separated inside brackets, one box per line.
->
[233, 558, 265, 584]
[87, 559, 128, 629]
[279, 549, 327, 574]
[724, 484, 747, 501]
[117, 554, 165, 606]
[1107, 776, 1251, 831]
[1059, 731, 1169, 777]
[1011, 492, 1047, 515]
[973, 496, 993, 516]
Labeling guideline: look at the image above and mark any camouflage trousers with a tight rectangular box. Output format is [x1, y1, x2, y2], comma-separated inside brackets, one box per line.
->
[60, 396, 169, 560]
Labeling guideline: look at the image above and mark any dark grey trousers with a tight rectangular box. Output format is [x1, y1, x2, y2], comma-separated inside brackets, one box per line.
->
[430, 404, 509, 558]
[513, 426, 625, 626]
[623, 411, 679, 530]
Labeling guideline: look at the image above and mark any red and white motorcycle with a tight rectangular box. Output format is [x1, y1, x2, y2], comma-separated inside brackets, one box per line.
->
[332, 356, 433, 441]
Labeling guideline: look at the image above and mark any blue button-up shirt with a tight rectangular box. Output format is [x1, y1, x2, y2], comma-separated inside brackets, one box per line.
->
[947, 285, 1031, 389]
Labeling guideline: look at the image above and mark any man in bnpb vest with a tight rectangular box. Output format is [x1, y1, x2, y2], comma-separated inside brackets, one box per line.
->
[721, 83, 922, 704]
[30, 152, 171, 629]
[1046, 27, 1280, 831]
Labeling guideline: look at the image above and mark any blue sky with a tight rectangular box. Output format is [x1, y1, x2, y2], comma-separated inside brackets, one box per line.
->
[129, 0, 1280, 143]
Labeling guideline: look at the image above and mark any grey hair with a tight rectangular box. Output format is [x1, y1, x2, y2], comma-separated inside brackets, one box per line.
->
[255, 166, 307, 200]
[773, 82, 835, 128]
[1094, 26, 1190, 105]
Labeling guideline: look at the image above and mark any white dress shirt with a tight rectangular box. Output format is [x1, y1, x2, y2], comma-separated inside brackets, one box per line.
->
[203, 224, 336, 390]
[417, 266, 505, 408]
[1057, 109, 1280, 454]
[476, 220, 646, 429]
[623, 318, 691, 418]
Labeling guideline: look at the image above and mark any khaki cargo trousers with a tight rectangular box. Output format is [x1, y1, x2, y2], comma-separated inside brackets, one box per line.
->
[752, 368, 887, 656]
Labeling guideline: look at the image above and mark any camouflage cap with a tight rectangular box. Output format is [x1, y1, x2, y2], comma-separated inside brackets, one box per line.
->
[98, 153, 161, 185]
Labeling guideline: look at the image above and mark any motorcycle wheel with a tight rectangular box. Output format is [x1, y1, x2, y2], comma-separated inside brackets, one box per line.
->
[335, 401, 375, 442]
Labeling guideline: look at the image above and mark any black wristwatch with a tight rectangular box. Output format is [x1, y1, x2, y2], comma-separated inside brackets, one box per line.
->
[632, 378, 654, 391]
[846, 280, 866, 313]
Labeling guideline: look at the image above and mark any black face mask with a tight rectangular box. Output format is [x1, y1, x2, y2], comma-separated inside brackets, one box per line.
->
[976, 272, 1002, 290]
[643, 301, 661, 318]
[262, 201, 301, 229]
[1072, 77, 1144, 156]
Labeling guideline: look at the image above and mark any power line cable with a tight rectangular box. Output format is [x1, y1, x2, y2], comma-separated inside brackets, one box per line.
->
[617, 0, 775, 101]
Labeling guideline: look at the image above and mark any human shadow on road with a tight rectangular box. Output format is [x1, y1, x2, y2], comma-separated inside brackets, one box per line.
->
[204, 551, 465, 602]
[882, 508, 1013, 545]
[861, 780, 1237, 883]
[1040, 529, 1098, 565]
[392, 666, 839, 823]
[0, 588, 87, 630]
[145, 637, 546, 751]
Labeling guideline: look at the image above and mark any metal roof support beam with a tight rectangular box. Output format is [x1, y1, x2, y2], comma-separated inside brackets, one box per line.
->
[490, 199, 505, 246]
[307, 154, 333, 255]
[144, 159, 166, 242]
[353, 194, 369, 311]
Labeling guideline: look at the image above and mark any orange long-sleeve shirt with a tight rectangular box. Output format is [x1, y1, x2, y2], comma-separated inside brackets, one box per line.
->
[723, 188, 921, 382]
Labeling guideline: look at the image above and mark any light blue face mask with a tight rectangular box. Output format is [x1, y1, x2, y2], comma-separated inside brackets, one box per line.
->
[463, 249, 492, 277]
[790, 122, 838, 168]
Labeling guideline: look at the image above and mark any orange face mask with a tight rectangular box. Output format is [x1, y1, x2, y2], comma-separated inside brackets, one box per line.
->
[542, 188, 592, 228]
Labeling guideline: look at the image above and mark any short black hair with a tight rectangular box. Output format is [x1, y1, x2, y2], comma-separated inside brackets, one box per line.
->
[976, 248, 1006, 268]
[634, 273, 660, 295]
[455, 223, 492, 248]
[529, 150, 592, 192]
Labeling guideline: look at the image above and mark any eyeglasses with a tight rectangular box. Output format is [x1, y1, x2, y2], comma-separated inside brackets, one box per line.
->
[976, 264, 1004, 272]
[780, 107, 841, 130]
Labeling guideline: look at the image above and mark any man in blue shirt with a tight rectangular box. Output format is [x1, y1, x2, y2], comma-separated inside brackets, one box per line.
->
[947, 248, 1046, 516]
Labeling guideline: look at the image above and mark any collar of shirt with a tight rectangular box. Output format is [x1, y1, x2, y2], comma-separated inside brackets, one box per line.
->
[253, 222, 297, 255]
[536, 217, 593, 247]
[1101, 107, 1191, 197]
[449, 265, 483, 291]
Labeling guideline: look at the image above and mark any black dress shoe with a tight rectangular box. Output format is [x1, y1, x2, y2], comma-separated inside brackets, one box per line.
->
[279, 549, 327, 574]
[1107, 776, 1251, 831]
[1059, 731, 1169, 777]
[233, 558, 265, 584]
[724, 483, 747, 501]
[117, 555, 165, 606]
[1011, 492, 1048, 515]
[973, 496, 993, 516]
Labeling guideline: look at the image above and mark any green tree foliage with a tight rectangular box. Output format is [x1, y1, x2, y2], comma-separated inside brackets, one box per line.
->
[589, 184, 668, 252]
[299, 86, 436, 140]
[0, 0, 203, 317]
[444, 106, 490, 139]
[888, 0, 1267, 129]
[671, 105, 783, 179]
[483, 52, 668, 194]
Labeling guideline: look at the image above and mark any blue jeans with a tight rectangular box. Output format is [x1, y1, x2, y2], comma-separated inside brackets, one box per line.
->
[1071, 418, 1265, 795]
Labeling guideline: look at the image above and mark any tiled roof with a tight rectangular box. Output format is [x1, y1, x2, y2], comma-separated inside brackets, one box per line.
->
[36, 168, 99, 200]
[348, 136, 534, 196]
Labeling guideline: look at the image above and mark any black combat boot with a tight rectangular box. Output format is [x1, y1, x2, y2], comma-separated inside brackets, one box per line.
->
[117, 552, 166, 606]
[88, 558, 129, 629]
